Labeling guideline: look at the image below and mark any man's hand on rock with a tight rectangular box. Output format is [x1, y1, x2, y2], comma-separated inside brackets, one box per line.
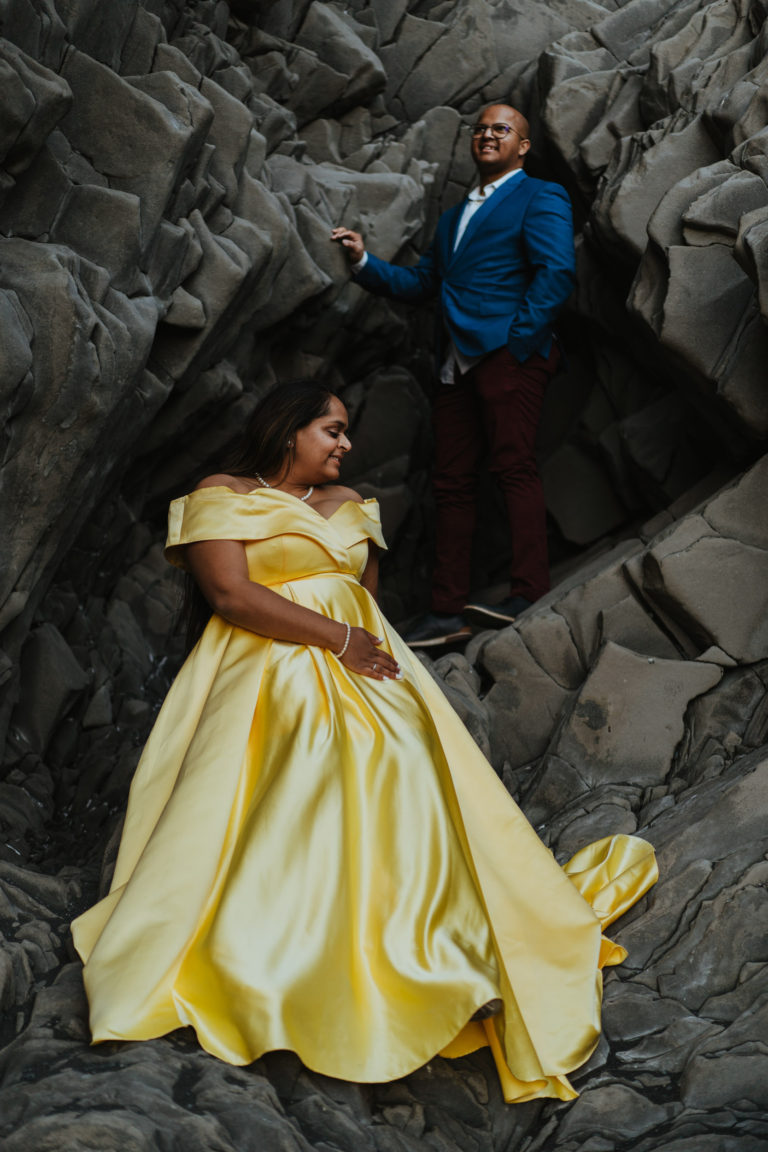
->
[331, 227, 365, 263]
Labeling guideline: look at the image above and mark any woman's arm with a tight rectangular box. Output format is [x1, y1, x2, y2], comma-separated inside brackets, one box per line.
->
[360, 541, 379, 600]
[185, 538, 400, 680]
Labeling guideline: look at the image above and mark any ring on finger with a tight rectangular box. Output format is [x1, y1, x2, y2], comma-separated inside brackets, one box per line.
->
[373, 663, 378, 672]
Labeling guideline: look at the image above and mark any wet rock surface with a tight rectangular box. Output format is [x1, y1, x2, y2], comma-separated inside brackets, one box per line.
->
[1, 0, 768, 1148]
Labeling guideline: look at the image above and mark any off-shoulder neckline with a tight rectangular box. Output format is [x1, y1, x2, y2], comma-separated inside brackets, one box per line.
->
[189, 485, 376, 524]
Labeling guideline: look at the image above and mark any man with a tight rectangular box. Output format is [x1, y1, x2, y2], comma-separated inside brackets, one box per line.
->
[331, 104, 575, 648]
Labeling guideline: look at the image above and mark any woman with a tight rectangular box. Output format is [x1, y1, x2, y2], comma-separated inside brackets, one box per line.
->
[72, 381, 656, 1104]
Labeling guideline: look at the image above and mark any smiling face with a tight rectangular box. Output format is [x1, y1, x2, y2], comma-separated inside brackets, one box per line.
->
[291, 395, 351, 485]
[470, 104, 530, 185]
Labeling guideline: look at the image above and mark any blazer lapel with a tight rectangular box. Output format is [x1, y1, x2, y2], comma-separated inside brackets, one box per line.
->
[438, 202, 464, 268]
[449, 171, 529, 266]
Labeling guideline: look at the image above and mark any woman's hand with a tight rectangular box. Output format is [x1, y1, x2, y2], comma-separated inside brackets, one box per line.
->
[340, 627, 402, 680]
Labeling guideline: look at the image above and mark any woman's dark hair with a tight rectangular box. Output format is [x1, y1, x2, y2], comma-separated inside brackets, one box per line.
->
[222, 379, 335, 481]
[181, 380, 337, 651]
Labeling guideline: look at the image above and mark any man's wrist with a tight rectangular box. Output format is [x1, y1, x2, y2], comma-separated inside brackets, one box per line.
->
[350, 251, 368, 273]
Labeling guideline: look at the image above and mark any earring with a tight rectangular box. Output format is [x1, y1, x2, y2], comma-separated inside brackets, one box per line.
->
[287, 440, 294, 447]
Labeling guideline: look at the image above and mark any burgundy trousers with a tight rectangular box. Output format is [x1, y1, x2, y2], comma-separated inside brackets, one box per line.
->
[430, 344, 558, 614]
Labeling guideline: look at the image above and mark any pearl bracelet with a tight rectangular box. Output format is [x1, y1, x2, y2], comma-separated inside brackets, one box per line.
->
[333, 622, 351, 659]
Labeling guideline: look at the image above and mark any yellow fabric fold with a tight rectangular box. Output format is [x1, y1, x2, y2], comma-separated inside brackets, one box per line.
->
[562, 834, 659, 930]
[72, 488, 656, 1104]
[165, 487, 387, 574]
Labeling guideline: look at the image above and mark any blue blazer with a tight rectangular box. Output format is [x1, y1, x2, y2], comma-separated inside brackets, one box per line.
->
[354, 171, 575, 363]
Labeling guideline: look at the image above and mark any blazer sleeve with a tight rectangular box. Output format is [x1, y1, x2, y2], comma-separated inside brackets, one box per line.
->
[507, 183, 575, 363]
[353, 237, 440, 303]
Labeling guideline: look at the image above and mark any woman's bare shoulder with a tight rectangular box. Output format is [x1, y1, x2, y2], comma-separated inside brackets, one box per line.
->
[325, 484, 364, 503]
[194, 473, 252, 493]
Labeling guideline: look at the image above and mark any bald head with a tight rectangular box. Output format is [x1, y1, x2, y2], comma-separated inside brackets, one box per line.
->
[471, 104, 531, 186]
[481, 103, 530, 140]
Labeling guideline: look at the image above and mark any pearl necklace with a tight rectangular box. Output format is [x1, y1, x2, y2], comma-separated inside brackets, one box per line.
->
[253, 472, 314, 502]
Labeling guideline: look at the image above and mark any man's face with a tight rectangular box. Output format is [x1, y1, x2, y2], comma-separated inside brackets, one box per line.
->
[470, 105, 530, 181]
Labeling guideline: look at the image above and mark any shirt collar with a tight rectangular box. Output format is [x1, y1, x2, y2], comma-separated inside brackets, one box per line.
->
[467, 167, 523, 203]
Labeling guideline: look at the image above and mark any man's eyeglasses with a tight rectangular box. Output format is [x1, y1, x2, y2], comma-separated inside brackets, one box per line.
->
[468, 123, 526, 140]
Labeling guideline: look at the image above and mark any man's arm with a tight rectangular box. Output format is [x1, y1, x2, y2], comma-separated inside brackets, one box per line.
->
[331, 227, 440, 303]
[507, 183, 575, 363]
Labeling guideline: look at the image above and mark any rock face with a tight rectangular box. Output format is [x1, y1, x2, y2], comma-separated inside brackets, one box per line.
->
[1, 0, 767, 1149]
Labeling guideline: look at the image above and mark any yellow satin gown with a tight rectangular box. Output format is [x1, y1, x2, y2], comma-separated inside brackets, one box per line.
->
[72, 488, 657, 1103]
